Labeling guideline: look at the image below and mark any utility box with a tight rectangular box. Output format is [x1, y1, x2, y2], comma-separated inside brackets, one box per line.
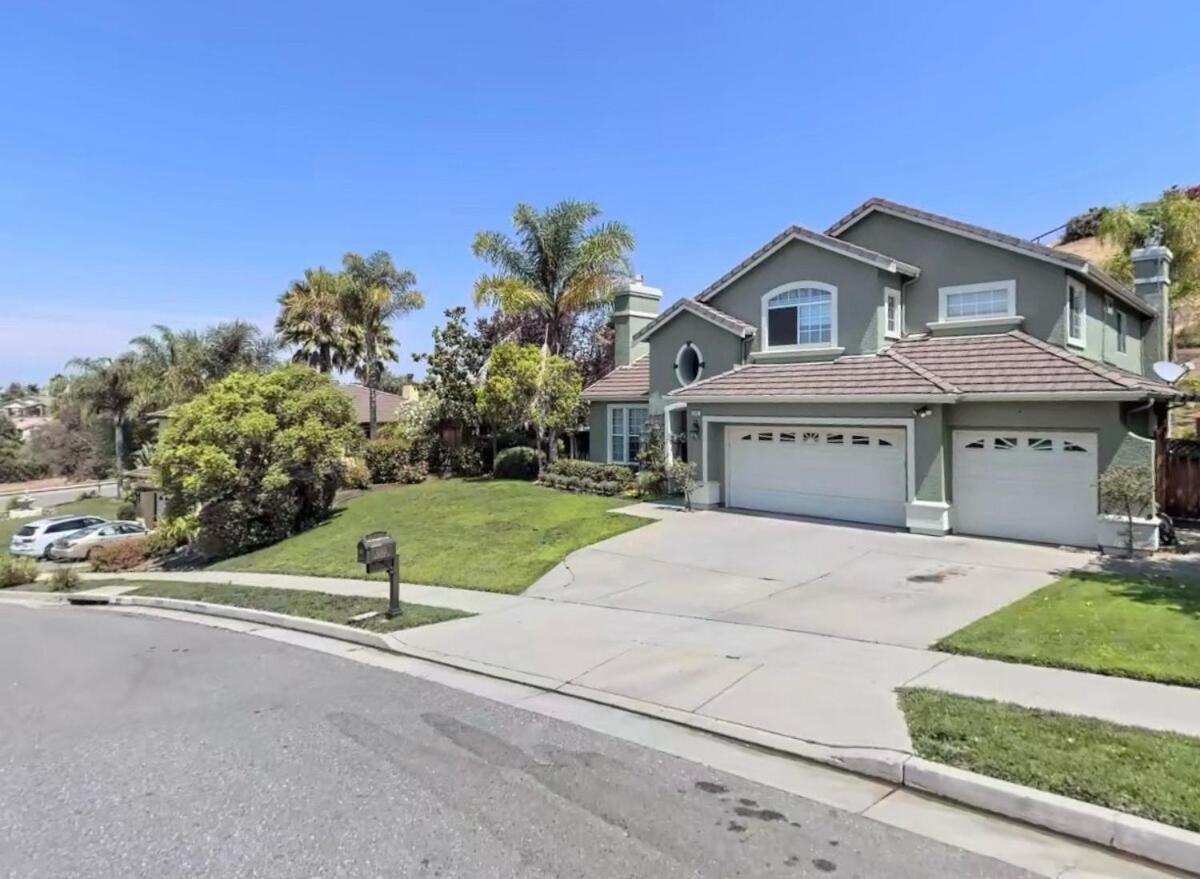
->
[357, 531, 396, 574]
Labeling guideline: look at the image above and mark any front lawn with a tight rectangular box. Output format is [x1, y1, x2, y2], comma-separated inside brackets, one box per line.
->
[899, 688, 1200, 832]
[935, 572, 1200, 688]
[211, 479, 649, 593]
[120, 581, 470, 633]
[2, 497, 126, 550]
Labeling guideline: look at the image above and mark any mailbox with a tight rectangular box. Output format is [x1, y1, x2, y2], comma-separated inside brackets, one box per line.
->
[357, 531, 396, 574]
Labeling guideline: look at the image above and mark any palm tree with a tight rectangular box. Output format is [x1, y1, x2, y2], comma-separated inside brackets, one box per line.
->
[129, 324, 208, 406]
[471, 200, 635, 355]
[275, 268, 358, 373]
[203, 320, 279, 377]
[66, 355, 139, 492]
[340, 251, 425, 438]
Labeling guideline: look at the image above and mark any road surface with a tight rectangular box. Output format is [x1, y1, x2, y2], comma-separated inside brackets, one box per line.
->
[0, 603, 1034, 878]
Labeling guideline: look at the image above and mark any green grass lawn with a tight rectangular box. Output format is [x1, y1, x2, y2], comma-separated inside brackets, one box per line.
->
[935, 572, 1200, 688]
[211, 478, 650, 593]
[120, 581, 470, 633]
[1, 497, 125, 550]
[900, 688, 1200, 832]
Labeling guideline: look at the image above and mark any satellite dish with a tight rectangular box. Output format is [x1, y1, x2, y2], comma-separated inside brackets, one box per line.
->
[1153, 361, 1190, 384]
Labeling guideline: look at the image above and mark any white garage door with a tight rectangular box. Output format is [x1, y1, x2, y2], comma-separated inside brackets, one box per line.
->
[952, 431, 1097, 547]
[725, 426, 907, 527]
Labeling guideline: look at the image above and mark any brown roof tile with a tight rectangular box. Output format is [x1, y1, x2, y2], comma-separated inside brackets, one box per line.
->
[670, 354, 944, 399]
[582, 357, 650, 399]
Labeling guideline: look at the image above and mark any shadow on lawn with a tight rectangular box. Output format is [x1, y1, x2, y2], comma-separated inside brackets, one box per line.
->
[1059, 559, 1200, 620]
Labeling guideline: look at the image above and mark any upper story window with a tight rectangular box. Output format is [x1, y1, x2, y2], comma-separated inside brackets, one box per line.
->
[761, 282, 837, 350]
[1114, 309, 1127, 354]
[938, 280, 1016, 322]
[1066, 279, 1086, 348]
[674, 342, 704, 386]
[884, 288, 902, 339]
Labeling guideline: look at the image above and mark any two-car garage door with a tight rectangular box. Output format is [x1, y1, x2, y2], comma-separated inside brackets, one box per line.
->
[725, 425, 907, 527]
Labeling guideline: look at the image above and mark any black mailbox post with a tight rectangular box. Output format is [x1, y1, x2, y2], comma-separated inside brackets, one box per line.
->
[357, 531, 401, 618]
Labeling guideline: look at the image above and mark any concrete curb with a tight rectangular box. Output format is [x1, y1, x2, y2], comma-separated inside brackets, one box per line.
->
[44, 591, 1200, 875]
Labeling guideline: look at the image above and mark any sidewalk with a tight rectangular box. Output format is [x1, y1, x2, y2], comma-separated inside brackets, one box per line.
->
[84, 569, 1200, 757]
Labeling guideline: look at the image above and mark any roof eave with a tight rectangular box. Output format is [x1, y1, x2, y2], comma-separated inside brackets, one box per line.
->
[633, 299, 755, 343]
[665, 393, 954, 404]
[581, 393, 650, 402]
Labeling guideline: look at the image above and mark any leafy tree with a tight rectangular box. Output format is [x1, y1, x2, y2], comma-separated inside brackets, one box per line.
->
[0, 415, 40, 483]
[2, 382, 39, 402]
[1098, 186, 1200, 353]
[669, 460, 700, 511]
[275, 267, 358, 373]
[413, 306, 488, 431]
[476, 343, 582, 466]
[340, 251, 425, 438]
[155, 366, 361, 556]
[471, 200, 634, 356]
[26, 403, 107, 480]
[130, 321, 278, 410]
[1099, 464, 1155, 557]
[65, 355, 139, 491]
[203, 320, 279, 376]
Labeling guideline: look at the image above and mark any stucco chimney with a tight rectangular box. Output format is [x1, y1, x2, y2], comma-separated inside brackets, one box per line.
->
[1132, 241, 1173, 365]
[612, 276, 662, 366]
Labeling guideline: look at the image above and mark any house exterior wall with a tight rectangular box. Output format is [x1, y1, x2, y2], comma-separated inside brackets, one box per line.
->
[647, 311, 746, 399]
[587, 399, 649, 464]
[702, 239, 905, 359]
[838, 212, 1149, 375]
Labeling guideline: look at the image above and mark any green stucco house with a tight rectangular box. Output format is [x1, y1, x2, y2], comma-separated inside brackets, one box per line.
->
[582, 198, 1179, 551]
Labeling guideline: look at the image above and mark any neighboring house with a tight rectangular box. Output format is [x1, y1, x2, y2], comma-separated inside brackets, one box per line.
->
[1, 396, 51, 441]
[583, 197, 1180, 551]
[341, 383, 415, 433]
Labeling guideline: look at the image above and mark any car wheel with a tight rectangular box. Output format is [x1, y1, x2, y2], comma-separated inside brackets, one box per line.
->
[42, 547, 54, 561]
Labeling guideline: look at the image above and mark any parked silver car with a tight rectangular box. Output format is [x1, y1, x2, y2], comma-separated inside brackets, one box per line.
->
[9, 514, 109, 559]
[47, 521, 147, 562]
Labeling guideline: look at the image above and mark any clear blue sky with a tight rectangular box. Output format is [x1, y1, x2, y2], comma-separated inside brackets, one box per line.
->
[3, 0, 1197, 383]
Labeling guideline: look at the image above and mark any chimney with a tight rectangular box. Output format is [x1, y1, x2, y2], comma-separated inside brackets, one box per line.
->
[612, 275, 662, 366]
[1132, 241, 1173, 366]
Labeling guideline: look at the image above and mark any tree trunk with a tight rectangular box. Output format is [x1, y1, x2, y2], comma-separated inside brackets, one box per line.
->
[366, 336, 378, 440]
[113, 415, 125, 494]
[547, 427, 559, 461]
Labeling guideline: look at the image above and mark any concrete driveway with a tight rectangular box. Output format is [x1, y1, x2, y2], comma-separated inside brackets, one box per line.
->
[528, 505, 1090, 649]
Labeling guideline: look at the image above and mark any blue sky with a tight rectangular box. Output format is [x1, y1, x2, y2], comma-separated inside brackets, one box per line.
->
[3, 0, 1197, 383]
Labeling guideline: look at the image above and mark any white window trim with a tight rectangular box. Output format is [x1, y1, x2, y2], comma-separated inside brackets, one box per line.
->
[606, 403, 649, 464]
[760, 281, 838, 351]
[937, 280, 1017, 323]
[1066, 279, 1087, 349]
[674, 342, 704, 387]
[883, 287, 902, 340]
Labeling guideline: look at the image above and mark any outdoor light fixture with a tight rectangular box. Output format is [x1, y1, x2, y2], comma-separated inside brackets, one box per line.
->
[913, 405, 932, 419]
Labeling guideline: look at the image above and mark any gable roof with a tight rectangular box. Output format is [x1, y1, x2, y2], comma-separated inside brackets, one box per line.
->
[694, 224, 919, 304]
[669, 331, 1177, 402]
[632, 297, 756, 343]
[825, 197, 1154, 317]
[581, 356, 650, 400]
[341, 383, 411, 424]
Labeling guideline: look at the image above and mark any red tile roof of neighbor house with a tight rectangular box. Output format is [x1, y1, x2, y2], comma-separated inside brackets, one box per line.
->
[667, 331, 1178, 401]
[581, 356, 650, 399]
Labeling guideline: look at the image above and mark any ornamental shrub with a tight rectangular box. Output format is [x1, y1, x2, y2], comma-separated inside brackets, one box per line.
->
[340, 458, 371, 490]
[493, 446, 542, 480]
[154, 366, 361, 557]
[144, 527, 182, 558]
[543, 459, 634, 486]
[0, 556, 38, 588]
[48, 567, 81, 592]
[397, 462, 428, 484]
[90, 536, 148, 572]
[364, 438, 410, 483]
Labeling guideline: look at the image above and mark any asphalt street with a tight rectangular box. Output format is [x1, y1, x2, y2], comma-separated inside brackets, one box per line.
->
[0, 603, 1035, 878]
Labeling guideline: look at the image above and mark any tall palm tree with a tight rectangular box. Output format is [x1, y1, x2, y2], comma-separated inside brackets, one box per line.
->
[275, 268, 358, 373]
[340, 251, 425, 438]
[129, 324, 208, 406]
[471, 200, 635, 355]
[203, 320, 279, 377]
[66, 355, 139, 492]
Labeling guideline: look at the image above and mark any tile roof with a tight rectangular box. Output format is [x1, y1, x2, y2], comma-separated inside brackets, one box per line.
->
[695, 225, 919, 303]
[665, 331, 1178, 401]
[341, 383, 412, 424]
[825, 198, 1153, 317]
[669, 354, 945, 399]
[633, 297, 756, 343]
[581, 356, 650, 399]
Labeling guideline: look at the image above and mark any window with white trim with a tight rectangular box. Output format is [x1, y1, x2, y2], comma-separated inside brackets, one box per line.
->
[762, 283, 837, 349]
[1066, 280, 1086, 347]
[883, 288, 901, 339]
[674, 342, 704, 386]
[938, 280, 1016, 322]
[609, 404, 648, 464]
[1114, 310, 1127, 354]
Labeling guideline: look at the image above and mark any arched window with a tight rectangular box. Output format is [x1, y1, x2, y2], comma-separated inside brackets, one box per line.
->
[674, 342, 704, 386]
[761, 282, 837, 349]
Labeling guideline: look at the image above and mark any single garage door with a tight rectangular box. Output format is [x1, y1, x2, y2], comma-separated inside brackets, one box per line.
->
[725, 425, 907, 527]
[952, 430, 1097, 547]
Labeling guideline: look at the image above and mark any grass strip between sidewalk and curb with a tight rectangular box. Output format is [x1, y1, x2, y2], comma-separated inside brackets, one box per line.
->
[935, 572, 1200, 688]
[117, 581, 471, 633]
[899, 687, 1200, 833]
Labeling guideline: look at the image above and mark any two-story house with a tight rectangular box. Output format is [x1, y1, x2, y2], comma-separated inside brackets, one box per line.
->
[582, 198, 1179, 551]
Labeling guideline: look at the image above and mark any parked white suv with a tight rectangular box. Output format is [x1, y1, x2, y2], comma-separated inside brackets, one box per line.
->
[9, 515, 108, 559]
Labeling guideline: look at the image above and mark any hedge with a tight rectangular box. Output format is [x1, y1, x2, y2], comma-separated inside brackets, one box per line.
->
[543, 459, 635, 486]
[493, 446, 543, 480]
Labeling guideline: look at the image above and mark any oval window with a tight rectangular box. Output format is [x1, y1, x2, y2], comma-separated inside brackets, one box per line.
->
[675, 342, 703, 386]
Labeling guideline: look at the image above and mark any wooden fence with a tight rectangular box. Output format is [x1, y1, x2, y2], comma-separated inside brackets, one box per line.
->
[1163, 438, 1200, 521]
